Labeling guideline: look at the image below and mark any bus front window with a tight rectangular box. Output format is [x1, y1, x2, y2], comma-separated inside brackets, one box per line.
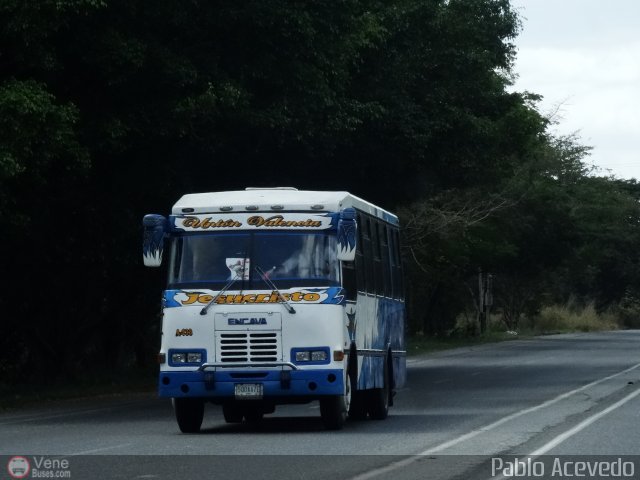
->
[168, 232, 338, 290]
[168, 233, 250, 287]
[253, 233, 339, 286]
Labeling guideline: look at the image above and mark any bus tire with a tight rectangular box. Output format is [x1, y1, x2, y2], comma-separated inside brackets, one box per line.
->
[348, 372, 367, 420]
[368, 360, 390, 420]
[174, 398, 204, 433]
[320, 395, 347, 430]
[347, 346, 366, 420]
[349, 391, 368, 420]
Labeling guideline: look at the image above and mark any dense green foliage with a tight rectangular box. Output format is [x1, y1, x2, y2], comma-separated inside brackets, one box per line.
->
[1, 0, 638, 383]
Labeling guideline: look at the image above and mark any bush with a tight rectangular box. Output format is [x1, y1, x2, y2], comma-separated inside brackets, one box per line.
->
[449, 312, 479, 337]
[616, 289, 640, 329]
[532, 302, 618, 333]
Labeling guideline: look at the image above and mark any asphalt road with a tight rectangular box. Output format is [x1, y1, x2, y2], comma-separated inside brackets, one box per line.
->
[2, 330, 640, 480]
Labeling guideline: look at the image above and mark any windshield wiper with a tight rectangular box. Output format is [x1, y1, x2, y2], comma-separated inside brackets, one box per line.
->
[200, 274, 240, 316]
[254, 266, 296, 314]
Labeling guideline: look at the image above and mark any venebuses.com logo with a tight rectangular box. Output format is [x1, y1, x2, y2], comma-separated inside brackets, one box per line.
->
[7, 456, 71, 478]
[7, 457, 30, 479]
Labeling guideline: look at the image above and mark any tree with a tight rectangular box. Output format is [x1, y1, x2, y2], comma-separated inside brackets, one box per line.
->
[2, 0, 633, 384]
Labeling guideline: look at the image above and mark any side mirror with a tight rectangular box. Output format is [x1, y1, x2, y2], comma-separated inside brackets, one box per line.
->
[142, 214, 167, 267]
[337, 208, 357, 262]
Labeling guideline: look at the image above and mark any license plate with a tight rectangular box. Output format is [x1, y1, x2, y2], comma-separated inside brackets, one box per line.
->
[234, 383, 263, 400]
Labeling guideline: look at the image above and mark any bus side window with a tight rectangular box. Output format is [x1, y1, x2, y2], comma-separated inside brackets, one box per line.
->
[355, 213, 365, 293]
[342, 262, 357, 301]
[372, 220, 383, 296]
[362, 217, 374, 295]
[381, 224, 392, 297]
[392, 229, 404, 299]
[168, 237, 183, 284]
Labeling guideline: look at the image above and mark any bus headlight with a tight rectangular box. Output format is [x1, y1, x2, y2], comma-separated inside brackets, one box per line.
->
[292, 347, 330, 364]
[311, 350, 327, 362]
[296, 351, 311, 362]
[171, 352, 187, 363]
[187, 352, 202, 363]
[168, 349, 206, 366]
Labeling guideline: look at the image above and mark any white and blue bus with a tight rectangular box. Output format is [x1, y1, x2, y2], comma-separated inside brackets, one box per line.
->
[143, 188, 406, 431]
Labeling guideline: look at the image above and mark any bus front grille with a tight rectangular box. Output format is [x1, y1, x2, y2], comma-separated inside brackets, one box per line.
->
[216, 332, 281, 363]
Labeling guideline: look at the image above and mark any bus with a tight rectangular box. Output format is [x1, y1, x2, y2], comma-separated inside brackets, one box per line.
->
[142, 188, 406, 431]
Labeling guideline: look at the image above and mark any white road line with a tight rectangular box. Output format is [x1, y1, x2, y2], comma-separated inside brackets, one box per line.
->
[349, 362, 640, 480]
[0, 399, 150, 426]
[0, 407, 126, 426]
[530, 386, 640, 456]
[421, 362, 640, 455]
[489, 386, 640, 480]
[69, 443, 134, 455]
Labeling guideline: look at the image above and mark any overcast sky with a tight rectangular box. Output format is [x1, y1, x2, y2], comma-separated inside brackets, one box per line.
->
[509, 0, 640, 180]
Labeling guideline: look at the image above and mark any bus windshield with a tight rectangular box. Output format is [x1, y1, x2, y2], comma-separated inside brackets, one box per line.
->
[168, 232, 339, 290]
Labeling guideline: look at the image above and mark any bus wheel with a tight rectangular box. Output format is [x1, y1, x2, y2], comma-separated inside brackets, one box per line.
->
[320, 396, 347, 430]
[349, 391, 368, 419]
[348, 372, 367, 420]
[368, 363, 390, 420]
[222, 402, 243, 423]
[320, 375, 351, 430]
[174, 398, 204, 433]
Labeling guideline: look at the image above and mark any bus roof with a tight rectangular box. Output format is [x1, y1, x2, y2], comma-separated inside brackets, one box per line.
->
[172, 188, 399, 225]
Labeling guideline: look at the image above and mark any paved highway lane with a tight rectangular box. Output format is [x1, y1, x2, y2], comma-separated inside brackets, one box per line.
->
[1, 331, 639, 479]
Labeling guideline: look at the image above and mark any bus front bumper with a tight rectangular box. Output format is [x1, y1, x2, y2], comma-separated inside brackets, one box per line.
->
[158, 367, 344, 399]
